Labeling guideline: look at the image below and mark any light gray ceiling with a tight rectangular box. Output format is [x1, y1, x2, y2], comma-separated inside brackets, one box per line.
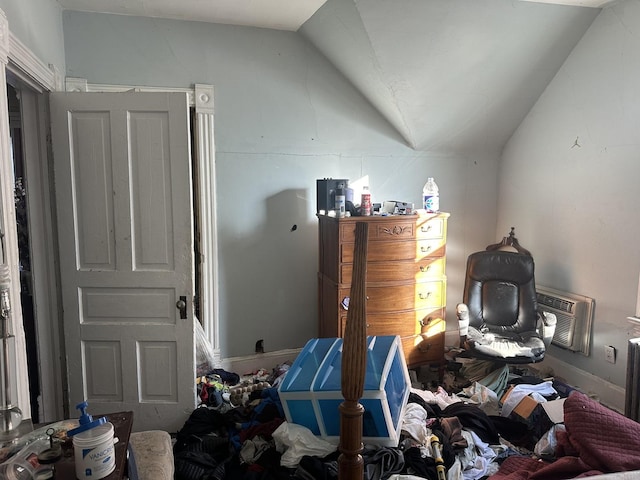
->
[56, 0, 605, 154]
[56, 0, 329, 31]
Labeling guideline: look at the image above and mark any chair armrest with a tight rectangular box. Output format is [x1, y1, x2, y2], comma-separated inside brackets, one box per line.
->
[539, 311, 557, 348]
[541, 310, 557, 327]
[456, 303, 469, 348]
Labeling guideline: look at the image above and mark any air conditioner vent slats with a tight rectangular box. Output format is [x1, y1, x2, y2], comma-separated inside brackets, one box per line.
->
[537, 294, 575, 314]
[536, 285, 595, 356]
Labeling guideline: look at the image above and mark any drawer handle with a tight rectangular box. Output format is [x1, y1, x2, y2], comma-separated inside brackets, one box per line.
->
[419, 317, 433, 327]
[421, 225, 432, 233]
[418, 342, 432, 352]
[419, 265, 431, 273]
[341, 297, 350, 310]
[421, 246, 432, 253]
[418, 292, 432, 300]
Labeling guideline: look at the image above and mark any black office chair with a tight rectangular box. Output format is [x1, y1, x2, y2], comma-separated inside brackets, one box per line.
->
[456, 233, 556, 364]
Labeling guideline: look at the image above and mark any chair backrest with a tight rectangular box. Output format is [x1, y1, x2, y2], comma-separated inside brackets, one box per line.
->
[463, 250, 539, 334]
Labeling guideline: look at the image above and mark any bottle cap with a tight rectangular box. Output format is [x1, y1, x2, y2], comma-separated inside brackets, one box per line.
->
[67, 401, 107, 436]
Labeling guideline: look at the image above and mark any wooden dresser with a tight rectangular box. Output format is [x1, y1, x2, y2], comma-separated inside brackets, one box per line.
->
[317, 212, 449, 367]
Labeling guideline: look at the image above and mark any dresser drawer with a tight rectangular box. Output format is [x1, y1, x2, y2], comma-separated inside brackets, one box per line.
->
[339, 214, 446, 243]
[340, 219, 416, 243]
[340, 257, 445, 284]
[337, 317, 445, 366]
[402, 333, 445, 366]
[416, 216, 446, 240]
[341, 238, 445, 263]
[339, 308, 445, 338]
[339, 279, 445, 312]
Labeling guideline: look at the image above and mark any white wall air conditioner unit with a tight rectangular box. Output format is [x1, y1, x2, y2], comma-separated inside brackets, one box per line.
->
[536, 285, 595, 356]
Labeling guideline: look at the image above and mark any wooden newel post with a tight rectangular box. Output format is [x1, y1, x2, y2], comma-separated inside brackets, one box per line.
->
[338, 222, 368, 480]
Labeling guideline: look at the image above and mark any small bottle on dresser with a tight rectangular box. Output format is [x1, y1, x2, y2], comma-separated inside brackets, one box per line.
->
[335, 183, 346, 218]
[361, 185, 371, 216]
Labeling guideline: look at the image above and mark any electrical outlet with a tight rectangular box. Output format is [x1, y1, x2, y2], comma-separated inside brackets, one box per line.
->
[605, 345, 616, 364]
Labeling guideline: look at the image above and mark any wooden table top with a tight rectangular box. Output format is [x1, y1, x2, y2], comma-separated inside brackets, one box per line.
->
[50, 411, 133, 480]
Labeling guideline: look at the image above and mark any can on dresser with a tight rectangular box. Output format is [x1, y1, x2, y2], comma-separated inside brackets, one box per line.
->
[361, 185, 371, 216]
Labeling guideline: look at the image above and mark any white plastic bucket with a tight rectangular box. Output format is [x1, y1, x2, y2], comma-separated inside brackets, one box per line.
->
[72, 422, 117, 480]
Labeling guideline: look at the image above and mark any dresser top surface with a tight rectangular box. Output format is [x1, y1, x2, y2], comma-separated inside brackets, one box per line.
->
[317, 212, 450, 222]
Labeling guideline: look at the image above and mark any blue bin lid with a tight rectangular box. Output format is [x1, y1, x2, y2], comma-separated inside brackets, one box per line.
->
[279, 338, 339, 392]
[312, 336, 398, 392]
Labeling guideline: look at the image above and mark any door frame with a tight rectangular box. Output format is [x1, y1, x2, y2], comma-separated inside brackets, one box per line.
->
[0, 9, 61, 421]
[0, 7, 221, 422]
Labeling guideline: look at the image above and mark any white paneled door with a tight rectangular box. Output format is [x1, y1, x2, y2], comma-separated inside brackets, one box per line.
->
[50, 92, 196, 432]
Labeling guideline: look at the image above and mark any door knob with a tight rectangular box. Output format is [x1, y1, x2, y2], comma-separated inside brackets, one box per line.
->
[176, 296, 187, 319]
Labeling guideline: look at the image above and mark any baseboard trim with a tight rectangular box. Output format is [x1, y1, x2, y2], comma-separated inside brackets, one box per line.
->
[220, 348, 302, 376]
[533, 354, 625, 413]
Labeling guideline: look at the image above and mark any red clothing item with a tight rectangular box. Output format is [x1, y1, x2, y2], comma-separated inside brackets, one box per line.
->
[490, 391, 640, 480]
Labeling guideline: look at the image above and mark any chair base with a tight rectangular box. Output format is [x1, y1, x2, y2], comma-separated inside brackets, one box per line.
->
[456, 347, 545, 364]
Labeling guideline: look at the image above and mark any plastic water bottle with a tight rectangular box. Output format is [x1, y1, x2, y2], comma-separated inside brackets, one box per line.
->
[422, 177, 439, 213]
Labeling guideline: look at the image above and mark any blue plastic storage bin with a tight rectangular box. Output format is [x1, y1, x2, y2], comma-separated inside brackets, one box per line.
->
[278, 335, 410, 447]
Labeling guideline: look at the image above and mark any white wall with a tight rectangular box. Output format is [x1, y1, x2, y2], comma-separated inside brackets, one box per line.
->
[500, 0, 640, 389]
[0, 0, 65, 74]
[62, 11, 500, 358]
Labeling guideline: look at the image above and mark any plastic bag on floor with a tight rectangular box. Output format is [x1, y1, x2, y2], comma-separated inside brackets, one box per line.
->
[272, 422, 337, 468]
[534, 423, 566, 460]
[461, 382, 500, 416]
[196, 320, 216, 376]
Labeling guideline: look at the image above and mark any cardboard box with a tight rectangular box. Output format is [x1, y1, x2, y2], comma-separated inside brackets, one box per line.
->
[500, 385, 564, 438]
[541, 398, 565, 425]
[278, 335, 411, 447]
[501, 385, 541, 419]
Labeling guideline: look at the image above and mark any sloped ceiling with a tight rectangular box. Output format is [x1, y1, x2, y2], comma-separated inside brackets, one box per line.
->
[56, 0, 603, 154]
[300, 0, 600, 152]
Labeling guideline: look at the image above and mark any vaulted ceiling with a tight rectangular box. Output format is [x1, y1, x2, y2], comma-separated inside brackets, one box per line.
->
[56, 0, 608, 153]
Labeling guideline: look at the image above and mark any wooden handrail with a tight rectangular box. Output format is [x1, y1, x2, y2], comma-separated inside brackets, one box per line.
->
[338, 221, 368, 480]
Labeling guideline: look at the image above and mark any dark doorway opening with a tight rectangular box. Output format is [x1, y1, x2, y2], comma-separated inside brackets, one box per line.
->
[7, 83, 39, 423]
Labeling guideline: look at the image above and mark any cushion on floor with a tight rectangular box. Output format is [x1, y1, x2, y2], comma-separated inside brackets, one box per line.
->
[128, 430, 174, 480]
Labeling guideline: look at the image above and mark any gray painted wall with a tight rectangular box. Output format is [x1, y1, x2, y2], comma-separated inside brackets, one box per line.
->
[500, 1, 640, 388]
[0, 0, 65, 74]
[62, 11, 499, 358]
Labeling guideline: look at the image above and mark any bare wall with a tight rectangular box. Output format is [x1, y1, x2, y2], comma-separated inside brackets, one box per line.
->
[0, 0, 65, 74]
[499, 1, 640, 389]
[62, 11, 499, 358]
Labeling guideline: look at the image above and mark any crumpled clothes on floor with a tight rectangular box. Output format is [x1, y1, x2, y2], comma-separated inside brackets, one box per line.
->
[457, 429, 499, 480]
[272, 421, 336, 468]
[401, 402, 430, 444]
[410, 386, 463, 411]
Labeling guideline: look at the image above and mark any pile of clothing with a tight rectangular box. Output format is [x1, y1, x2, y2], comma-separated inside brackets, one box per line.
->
[178, 354, 640, 480]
